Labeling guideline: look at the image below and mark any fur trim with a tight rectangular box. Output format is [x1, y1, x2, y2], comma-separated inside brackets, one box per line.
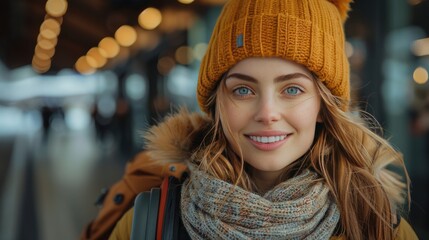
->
[327, 0, 353, 22]
[143, 107, 406, 211]
[372, 150, 408, 208]
[143, 108, 212, 164]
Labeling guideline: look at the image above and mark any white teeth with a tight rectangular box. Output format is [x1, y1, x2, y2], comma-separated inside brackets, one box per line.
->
[249, 135, 286, 143]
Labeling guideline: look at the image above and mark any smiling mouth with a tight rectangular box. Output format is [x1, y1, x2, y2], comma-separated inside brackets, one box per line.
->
[248, 135, 288, 143]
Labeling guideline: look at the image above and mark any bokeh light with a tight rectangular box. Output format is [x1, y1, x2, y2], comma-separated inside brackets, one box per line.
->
[413, 67, 428, 84]
[114, 25, 137, 47]
[178, 0, 195, 4]
[175, 46, 193, 65]
[193, 43, 207, 61]
[86, 47, 107, 68]
[45, 0, 68, 17]
[138, 8, 162, 30]
[75, 56, 96, 74]
[157, 56, 176, 75]
[98, 37, 120, 58]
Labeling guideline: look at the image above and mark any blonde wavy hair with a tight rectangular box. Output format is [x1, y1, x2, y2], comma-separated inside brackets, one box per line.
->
[195, 74, 410, 240]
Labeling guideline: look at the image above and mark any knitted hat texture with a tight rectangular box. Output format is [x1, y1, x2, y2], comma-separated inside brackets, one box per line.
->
[197, 0, 352, 112]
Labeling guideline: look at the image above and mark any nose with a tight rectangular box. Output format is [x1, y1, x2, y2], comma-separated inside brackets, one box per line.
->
[254, 96, 281, 124]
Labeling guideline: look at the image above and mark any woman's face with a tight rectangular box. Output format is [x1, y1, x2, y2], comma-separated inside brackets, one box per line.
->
[220, 57, 321, 174]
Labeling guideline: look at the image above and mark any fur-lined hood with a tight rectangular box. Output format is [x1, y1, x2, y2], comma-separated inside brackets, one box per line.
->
[143, 109, 212, 165]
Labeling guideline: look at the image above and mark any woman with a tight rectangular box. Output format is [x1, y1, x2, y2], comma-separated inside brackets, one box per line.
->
[110, 0, 418, 239]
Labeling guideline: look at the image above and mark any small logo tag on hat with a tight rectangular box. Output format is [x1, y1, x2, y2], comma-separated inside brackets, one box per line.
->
[236, 34, 244, 48]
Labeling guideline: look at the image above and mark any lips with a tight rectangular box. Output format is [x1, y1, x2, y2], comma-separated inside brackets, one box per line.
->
[245, 131, 291, 151]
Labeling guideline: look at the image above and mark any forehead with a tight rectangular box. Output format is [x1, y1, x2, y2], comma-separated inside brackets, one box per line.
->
[228, 57, 312, 76]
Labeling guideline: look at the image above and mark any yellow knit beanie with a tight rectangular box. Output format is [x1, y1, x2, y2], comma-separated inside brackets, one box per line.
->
[197, 0, 352, 112]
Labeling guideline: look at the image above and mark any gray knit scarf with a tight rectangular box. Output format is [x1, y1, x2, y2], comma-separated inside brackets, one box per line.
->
[180, 166, 340, 240]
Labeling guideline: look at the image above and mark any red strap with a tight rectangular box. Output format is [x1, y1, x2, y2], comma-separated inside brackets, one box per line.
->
[156, 177, 170, 240]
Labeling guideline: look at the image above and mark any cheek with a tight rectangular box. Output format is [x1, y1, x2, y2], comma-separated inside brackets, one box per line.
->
[301, 109, 319, 124]
[219, 102, 247, 155]
[222, 101, 244, 133]
[287, 100, 320, 129]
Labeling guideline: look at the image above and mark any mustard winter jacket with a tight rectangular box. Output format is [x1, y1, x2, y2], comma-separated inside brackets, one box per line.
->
[109, 206, 418, 240]
[110, 111, 419, 240]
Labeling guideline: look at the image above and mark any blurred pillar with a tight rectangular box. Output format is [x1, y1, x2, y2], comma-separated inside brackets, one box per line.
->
[383, 0, 415, 169]
[358, 0, 388, 124]
[384, 0, 429, 237]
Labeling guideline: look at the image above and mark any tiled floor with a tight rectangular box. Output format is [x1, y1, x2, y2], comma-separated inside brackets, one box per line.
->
[0, 121, 127, 240]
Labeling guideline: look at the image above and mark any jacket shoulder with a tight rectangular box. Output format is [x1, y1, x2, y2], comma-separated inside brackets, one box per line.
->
[126, 151, 187, 180]
[80, 151, 187, 240]
[328, 218, 419, 240]
[109, 208, 134, 240]
[395, 218, 419, 240]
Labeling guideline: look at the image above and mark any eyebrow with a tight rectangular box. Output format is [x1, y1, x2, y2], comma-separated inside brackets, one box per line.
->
[225, 72, 312, 83]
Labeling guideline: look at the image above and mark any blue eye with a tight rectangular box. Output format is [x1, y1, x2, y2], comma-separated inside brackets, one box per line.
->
[234, 87, 253, 96]
[285, 87, 302, 95]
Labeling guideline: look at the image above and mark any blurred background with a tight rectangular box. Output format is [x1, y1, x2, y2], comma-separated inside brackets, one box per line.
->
[0, 0, 428, 239]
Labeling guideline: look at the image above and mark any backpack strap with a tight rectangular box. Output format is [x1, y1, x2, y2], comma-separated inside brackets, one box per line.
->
[130, 192, 150, 240]
[156, 177, 171, 240]
[161, 177, 181, 240]
[80, 151, 187, 240]
[147, 188, 161, 238]
[161, 175, 191, 240]
[130, 188, 161, 240]
[131, 176, 191, 240]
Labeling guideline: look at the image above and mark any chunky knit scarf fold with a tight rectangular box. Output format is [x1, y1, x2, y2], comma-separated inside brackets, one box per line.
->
[181, 167, 340, 240]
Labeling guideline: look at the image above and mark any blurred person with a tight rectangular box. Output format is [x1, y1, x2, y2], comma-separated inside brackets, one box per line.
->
[87, 0, 419, 239]
[414, 95, 429, 134]
[41, 105, 52, 141]
[40, 105, 64, 141]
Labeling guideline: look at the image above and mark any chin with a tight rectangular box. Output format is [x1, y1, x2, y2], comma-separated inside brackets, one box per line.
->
[248, 161, 291, 172]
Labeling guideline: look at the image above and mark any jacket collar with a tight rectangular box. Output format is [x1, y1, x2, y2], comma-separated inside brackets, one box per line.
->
[143, 108, 211, 165]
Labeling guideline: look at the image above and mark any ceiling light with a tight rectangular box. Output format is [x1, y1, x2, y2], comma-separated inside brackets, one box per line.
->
[138, 7, 162, 30]
[115, 25, 137, 47]
[175, 46, 193, 65]
[178, 0, 194, 4]
[411, 38, 429, 57]
[86, 47, 107, 68]
[45, 0, 68, 17]
[75, 56, 95, 75]
[99, 37, 120, 58]
[413, 67, 428, 84]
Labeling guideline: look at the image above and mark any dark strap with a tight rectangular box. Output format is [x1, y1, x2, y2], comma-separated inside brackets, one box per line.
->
[130, 192, 150, 240]
[131, 176, 190, 240]
[147, 188, 161, 239]
[162, 176, 191, 240]
[157, 177, 171, 240]
[130, 188, 161, 240]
